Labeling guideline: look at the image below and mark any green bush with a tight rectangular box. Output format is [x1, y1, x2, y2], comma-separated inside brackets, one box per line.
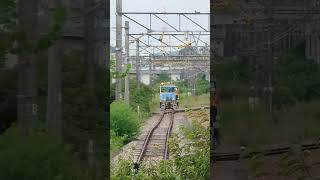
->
[215, 59, 249, 99]
[195, 75, 209, 95]
[110, 130, 126, 157]
[274, 44, 320, 105]
[111, 101, 139, 142]
[0, 126, 90, 180]
[169, 110, 210, 179]
[175, 79, 188, 94]
[129, 79, 153, 118]
[110, 79, 154, 118]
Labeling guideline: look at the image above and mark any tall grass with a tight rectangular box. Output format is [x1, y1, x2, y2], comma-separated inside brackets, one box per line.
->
[219, 99, 320, 146]
[180, 93, 210, 108]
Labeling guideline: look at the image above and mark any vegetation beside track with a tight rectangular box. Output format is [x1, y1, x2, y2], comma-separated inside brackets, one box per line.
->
[0, 51, 106, 179]
[180, 93, 210, 108]
[110, 109, 210, 179]
[110, 71, 210, 158]
[217, 44, 320, 146]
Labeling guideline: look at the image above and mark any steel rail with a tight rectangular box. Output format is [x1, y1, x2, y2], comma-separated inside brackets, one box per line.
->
[164, 110, 174, 160]
[134, 109, 175, 169]
[135, 111, 166, 167]
[212, 142, 320, 162]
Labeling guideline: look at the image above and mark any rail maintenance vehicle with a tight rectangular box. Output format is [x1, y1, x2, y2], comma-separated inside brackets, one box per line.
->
[159, 82, 179, 110]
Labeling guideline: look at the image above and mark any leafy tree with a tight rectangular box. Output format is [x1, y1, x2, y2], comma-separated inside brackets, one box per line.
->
[110, 56, 131, 79]
[129, 79, 154, 117]
[0, 1, 105, 179]
[0, 0, 16, 66]
[154, 72, 171, 84]
[215, 59, 249, 99]
[110, 78, 154, 118]
[195, 74, 209, 95]
[273, 44, 320, 109]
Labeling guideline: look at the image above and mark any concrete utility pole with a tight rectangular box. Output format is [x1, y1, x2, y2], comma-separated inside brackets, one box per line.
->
[149, 58, 152, 85]
[17, 0, 38, 135]
[151, 55, 155, 85]
[267, 9, 274, 120]
[115, 0, 122, 100]
[124, 21, 130, 103]
[136, 40, 141, 90]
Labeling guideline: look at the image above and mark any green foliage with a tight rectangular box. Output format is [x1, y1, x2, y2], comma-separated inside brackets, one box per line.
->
[110, 56, 131, 79]
[195, 75, 209, 95]
[273, 44, 320, 109]
[133, 160, 182, 179]
[0, 2, 105, 178]
[240, 146, 269, 179]
[278, 143, 313, 180]
[175, 79, 188, 94]
[110, 157, 135, 179]
[154, 72, 171, 84]
[61, 52, 106, 165]
[0, 0, 16, 24]
[110, 78, 154, 118]
[168, 110, 210, 179]
[0, 125, 91, 180]
[215, 59, 249, 99]
[0, 1, 67, 64]
[111, 101, 139, 142]
[0, 0, 16, 65]
[129, 79, 154, 118]
[36, 8, 67, 52]
[110, 130, 126, 157]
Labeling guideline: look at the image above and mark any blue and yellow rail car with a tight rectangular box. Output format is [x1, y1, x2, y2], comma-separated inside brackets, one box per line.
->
[159, 83, 179, 110]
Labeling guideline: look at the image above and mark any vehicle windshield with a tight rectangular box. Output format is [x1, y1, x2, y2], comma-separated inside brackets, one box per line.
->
[161, 86, 176, 93]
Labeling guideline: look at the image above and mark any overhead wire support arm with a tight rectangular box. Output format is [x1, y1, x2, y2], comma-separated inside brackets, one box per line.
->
[149, 35, 172, 47]
[138, 45, 209, 48]
[123, 11, 210, 59]
[182, 14, 209, 32]
[130, 35, 170, 56]
[139, 46, 153, 54]
[123, 14, 151, 32]
[153, 14, 179, 31]
[130, 55, 210, 58]
[128, 33, 210, 36]
[122, 12, 210, 15]
[172, 35, 190, 46]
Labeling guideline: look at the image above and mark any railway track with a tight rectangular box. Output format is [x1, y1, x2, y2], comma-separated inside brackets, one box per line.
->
[212, 142, 320, 162]
[151, 106, 209, 115]
[134, 109, 174, 169]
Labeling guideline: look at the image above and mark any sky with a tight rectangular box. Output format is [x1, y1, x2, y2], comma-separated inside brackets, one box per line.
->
[110, 0, 210, 55]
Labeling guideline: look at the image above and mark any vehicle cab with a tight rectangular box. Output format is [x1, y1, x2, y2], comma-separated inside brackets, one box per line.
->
[159, 83, 179, 110]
